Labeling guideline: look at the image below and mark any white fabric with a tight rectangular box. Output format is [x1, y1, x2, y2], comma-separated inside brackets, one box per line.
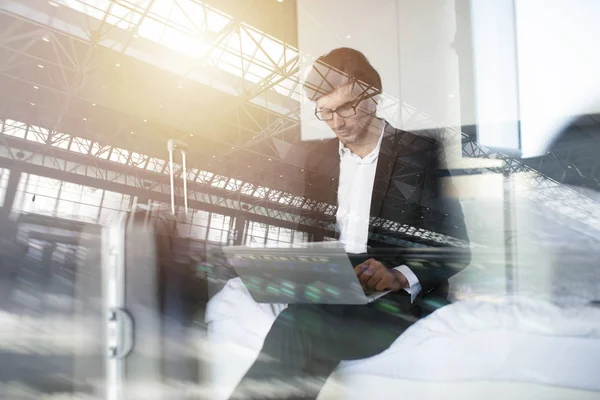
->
[336, 132, 382, 254]
[337, 125, 421, 299]
[393, 264, 421, 302]
[205, 278, 600, 399]
[318, 376, 600, 400]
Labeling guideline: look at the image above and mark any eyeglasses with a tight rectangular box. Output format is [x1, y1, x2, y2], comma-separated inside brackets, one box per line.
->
[315, 102, 358, 121]
[314, 91, 377, 121]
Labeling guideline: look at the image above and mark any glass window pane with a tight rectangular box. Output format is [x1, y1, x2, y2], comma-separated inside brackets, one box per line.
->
[77, 204, 99, 222]
[91, 143, 111, 159]
[102, 191, 129, 210]
[176, 0, 206, 32]
[206, 9, 230, 33]
[56, 199, 77, 219]
[130, 152, 146, 167]
[106, 2, 142, 30]
[109, 148, 129, 164]
[211, 176, 228, 189]
[98, 207, 125, 225]
[150, 0, 174, 21]
[139, 16, 165, 42]
[22, 195, 56, 215]
[191, 209, 210, 226]
[11, 172, 28, 213]
[26, 125, 49, 143]
[4, 119, 27, 138]
[189, 224, 207, 239]
[70, 137, 92, 154]
[161, 27, 196, 55]
[80, 186, 103, 206]
[278, 228, 293, 243]
[293, 231, 308, 244]
[59, 181, 82, 203]
[26, 175, 61, 198]
[247, 221, 267, 240]
[197, 171, 214, 183]
[207, 228, 225, 243]
[50, 133, 71, 149]
[210, 213, 227, 229]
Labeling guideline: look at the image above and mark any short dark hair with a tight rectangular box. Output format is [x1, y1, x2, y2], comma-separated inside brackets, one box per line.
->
[304, 47, 382, 101]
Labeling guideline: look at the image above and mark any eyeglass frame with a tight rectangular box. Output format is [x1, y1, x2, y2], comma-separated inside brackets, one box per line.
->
[314, 90, 379, 121]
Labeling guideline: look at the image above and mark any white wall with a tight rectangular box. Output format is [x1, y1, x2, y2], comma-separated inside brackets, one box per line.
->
[515, 0, 600, 157]
[396, 0, 462, 130]
[469, 0, 600, 157]
[470, 0, 521, 152]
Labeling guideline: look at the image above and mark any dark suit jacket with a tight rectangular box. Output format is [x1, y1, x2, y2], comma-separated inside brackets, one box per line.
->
[300, 121, 471, 302]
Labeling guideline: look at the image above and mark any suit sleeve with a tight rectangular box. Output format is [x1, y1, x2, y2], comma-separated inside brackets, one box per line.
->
[411, 145, 471, 297]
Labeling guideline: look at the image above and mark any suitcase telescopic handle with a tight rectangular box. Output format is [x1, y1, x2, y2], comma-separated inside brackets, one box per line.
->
[167, 139, 189, 216]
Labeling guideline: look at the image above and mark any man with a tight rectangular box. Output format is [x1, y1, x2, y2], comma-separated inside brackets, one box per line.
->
[231, 48, 470, 399]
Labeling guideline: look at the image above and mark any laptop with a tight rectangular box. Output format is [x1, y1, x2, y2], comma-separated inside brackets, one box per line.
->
[215, 242, 391, 305]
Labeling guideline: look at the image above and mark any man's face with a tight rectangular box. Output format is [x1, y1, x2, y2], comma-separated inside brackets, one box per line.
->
[315, 84, 377, 146]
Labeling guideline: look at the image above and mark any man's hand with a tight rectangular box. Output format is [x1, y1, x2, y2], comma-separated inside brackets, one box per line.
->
[354, 258, 408, 292]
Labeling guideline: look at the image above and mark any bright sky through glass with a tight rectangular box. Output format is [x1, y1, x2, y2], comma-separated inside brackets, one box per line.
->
[59, 0, 303, 101]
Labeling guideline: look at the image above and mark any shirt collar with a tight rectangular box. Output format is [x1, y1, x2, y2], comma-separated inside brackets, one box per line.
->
[338, 121, 386, 162]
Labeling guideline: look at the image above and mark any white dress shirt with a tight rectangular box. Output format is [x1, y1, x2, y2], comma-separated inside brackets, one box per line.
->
[336, 126, 422, 302]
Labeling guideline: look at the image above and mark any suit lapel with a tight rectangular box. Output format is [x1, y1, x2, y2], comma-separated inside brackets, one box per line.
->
[307, 139, 340, 205]
[369, 122, 399, 218]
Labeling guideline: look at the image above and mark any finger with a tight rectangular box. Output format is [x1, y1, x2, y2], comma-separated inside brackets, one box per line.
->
[358, 263, 381, 284]
[359, 260, 386, 283]
[356, 259, 383, 283]
[366, 268, 386, 289]
[354, 263, 369, 276]
[358, 267, 374, 284]
[375, 274, 392, 291]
